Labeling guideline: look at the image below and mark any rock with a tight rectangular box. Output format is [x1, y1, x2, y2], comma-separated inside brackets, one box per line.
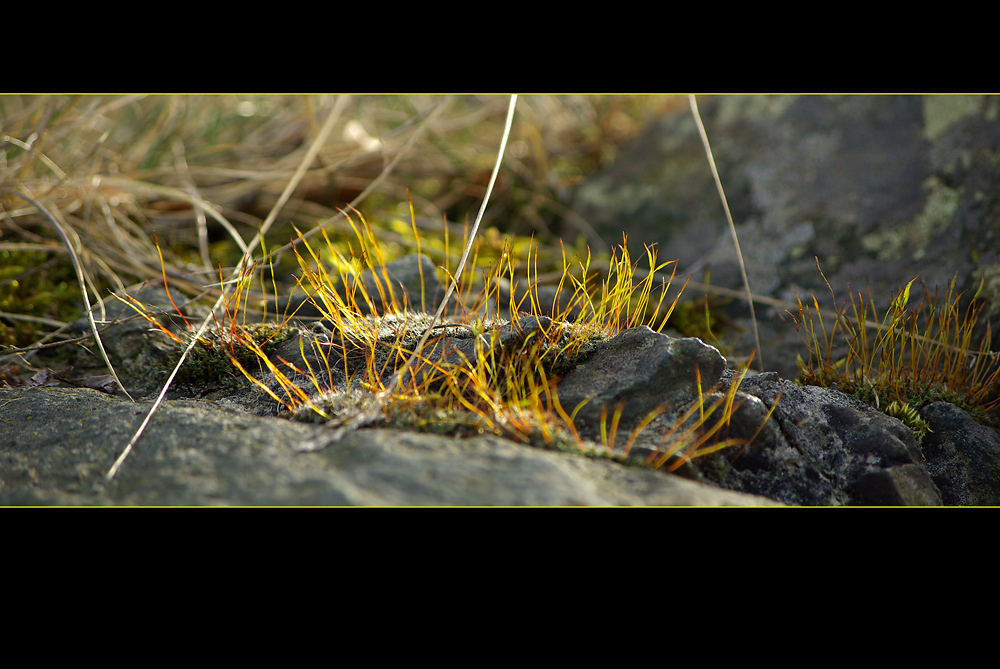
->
[569, 95, 1000, 379]
[0, 387, 778, 506]
[692, 371, 944, 506]
[554, 327, 726, 446]
[848, 465, 943, 506]
[919, 401, 1000, 505]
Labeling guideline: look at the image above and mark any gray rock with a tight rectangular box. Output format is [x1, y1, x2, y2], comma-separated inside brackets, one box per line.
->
[0, 387, 778, 506]
[692, 371, 944, 506]
[555, 326, 726, 446]
[920, 401, 1000, 505]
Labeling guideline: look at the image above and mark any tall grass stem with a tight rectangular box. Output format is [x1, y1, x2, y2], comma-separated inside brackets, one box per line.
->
[688, 95, 762, 371]
[1, 188, 133, 401]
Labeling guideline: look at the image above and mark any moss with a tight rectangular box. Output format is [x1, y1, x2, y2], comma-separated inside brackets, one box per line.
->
[922, 96, 983, 142]
[159, 321, 299, 387]
[117, 189, 747, 473]
[0, 249, 80, 348]
[794, 274, 1000, 429]
[882, 400, 932, 442]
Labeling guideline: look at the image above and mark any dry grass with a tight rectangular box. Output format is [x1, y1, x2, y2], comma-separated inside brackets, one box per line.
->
[0, 95, 679, 351]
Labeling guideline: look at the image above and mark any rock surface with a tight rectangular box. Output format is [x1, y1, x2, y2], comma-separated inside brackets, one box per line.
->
[696, 371, 944, 506]
[919, 401, 1000, 505]
[555, 327, 726, 443]
[0, 386, 778, 506]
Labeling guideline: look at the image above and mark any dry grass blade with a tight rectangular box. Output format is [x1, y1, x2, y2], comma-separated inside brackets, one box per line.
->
[98, 177, 250, 258]
[265, 97, 452, 266]
[1, 187, 133, 401]
[170, 138, 212, 271]
[688, 95, 762, 371]
[250, 95, 347, 252]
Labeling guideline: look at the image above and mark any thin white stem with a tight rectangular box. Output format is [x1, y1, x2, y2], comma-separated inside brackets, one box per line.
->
[688, 94, 763, 371]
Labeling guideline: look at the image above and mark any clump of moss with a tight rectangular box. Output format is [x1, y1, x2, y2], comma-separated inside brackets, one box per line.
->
[882, 400, 933, 442]
[792, 270, 1000, 432]
[165, 321, 296, 387]
[184, 206, 766, 473]
[116, 252, 298, 390]
[115, 193, 768, 475]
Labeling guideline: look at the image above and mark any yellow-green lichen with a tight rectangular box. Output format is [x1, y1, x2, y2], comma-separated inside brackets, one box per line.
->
[860, 176, 959, 262]
[922, 96, 983, 142]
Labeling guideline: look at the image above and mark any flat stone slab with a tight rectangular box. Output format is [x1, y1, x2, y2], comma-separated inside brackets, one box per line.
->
[0, 387, 779, 506]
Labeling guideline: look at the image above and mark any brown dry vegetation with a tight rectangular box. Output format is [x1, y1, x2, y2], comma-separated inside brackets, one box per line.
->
[0, 95, 684, 355]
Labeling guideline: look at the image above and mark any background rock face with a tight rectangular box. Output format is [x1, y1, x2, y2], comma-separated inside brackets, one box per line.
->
[570, 95, 1000, 378]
